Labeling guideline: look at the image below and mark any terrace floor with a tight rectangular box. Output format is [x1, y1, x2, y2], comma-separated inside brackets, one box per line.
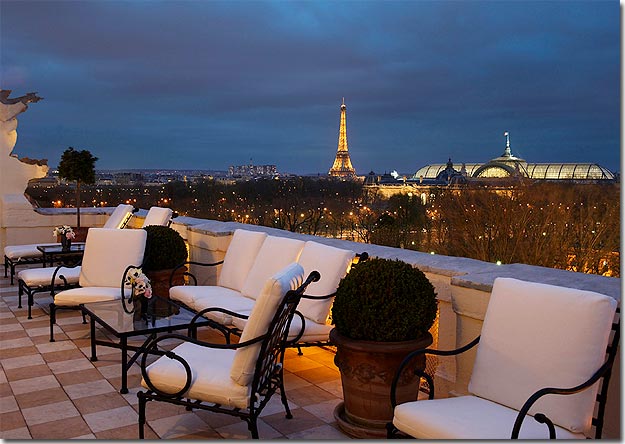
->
[0, 266, 353, 440]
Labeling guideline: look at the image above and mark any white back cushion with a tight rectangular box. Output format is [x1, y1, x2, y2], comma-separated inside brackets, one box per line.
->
[469, 277, 617, 434]
[142, 206, 173, 227]
[240, 236, 305, 300]
[103, 204, 134, 229]
[79, 228, 147, 288]
[218, 230, 268, 291]
[230, 262, 304, 386]
[296, 241, 355, 323]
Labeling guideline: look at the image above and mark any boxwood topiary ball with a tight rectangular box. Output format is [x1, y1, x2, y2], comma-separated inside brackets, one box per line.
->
[142, 225, 187, 271]
[331, 258, 437, 342]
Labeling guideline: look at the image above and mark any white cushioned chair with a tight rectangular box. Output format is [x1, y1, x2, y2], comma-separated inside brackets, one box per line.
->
[388, 277, 620, 440]
[4, 204, 134, 285]
[137, 263, 321, 439]
[169, 229, 358, 350]
[141, 206, 174, 227]
[49, 228, 147, 341]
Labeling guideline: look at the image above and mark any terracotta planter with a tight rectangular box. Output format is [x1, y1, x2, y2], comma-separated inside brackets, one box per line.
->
[330, 328, 433, 438]
[145, 266, 187, 316]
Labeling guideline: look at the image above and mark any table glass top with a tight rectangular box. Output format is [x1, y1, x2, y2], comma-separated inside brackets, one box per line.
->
[82, 297, 206, 335]
[37, 243, 86, 253]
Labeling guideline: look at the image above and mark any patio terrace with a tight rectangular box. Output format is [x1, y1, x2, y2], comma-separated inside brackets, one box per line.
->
[0, 207, 621, 439]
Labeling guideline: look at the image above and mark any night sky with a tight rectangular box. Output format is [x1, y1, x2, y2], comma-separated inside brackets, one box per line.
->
[1, 0, 620, 175]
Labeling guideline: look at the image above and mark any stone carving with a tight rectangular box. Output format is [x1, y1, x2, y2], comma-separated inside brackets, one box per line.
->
[0, 89, 48, 196]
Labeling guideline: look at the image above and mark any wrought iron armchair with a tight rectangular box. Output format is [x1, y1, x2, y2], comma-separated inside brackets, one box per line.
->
[137, 263, 320, 439]
[386, 277, 620, 440]
[48, 228, 147, 341]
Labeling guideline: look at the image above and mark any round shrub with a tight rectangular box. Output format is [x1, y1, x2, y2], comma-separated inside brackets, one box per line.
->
[142, 225, 188, 271]
[331, 258, 437, 342]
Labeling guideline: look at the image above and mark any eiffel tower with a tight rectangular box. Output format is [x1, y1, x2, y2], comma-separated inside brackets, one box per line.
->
[328, 98, 356, 178]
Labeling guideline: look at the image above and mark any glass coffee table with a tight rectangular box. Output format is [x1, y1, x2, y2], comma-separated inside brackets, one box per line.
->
[37, 243, 86, 267]
[81, 296, 210, 393]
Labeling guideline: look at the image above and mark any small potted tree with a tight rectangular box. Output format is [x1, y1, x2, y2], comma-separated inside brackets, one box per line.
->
[57, 146, 98, 239]
[142, 225, 188, 315]
[330, 258, 438, 438]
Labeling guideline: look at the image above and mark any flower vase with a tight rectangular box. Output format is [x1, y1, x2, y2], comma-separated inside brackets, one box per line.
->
[132, 296, 148, 321]
[61, 236, 71, 252]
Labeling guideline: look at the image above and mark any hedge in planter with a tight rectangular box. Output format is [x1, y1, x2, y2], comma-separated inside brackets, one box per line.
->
[330, 258, 438, 438]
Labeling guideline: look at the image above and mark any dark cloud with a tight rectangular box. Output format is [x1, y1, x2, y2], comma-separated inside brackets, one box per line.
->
[0, 0, 619, 174]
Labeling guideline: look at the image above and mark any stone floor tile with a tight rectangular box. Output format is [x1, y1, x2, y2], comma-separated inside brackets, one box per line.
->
[0, 337, 34, 350]
[0, 383, 11, 398]
[262, 407, 325, 435]
[64, 378, 116, 400]
[5, 364, 52, 382]
[0, 426, 31, 439]
[143, 411, 219, 439]
[95, 423, 158, 439]
[28, 414, 93, 439]
[283, 371, 313, 390]
[143, 397, 189, 421]
[294, 365, 340, 384]
[0, 329, 28, 341]
[216, 417, 282, 439]
[0, 345, 39, 360]
[9, 374, 60, 395]
[0, 322, 23, 333]
[35, 339, 77, 354]
[74, 391, 133, 415]
[15, 387, 69, 409]
[316, 379, 343, 398]
[258, 392, 299, 418]
[41, 348, 86, 363]
[55, 368, 104, 386]
[0, 410, 27, 431]
[0, 395, 18, 414]
[1, 353, 46, 370]
[302, 398, 343, 423]
[83, 405, 138, 433]
[286, 384, 339, 407]
[47, 357, 95, 374]
[21, 399, 80, 426]
[193, 409, 243, 429]
[287, 423, 353, 440]
[0, 369, 6, 384]
[284, 355, 324, 372]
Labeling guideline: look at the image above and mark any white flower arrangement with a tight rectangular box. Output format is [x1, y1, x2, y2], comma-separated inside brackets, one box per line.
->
[124, 267, 153, 299]
[53, 225, 76, 239]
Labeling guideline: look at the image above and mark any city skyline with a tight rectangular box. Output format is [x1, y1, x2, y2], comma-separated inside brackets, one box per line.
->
[1, 1, 620, 175]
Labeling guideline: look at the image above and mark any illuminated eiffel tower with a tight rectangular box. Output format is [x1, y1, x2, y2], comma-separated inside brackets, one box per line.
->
[328, 98, 356, 178]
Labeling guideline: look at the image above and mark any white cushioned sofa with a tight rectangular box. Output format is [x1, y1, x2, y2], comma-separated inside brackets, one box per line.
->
[169, 229, 363, 350]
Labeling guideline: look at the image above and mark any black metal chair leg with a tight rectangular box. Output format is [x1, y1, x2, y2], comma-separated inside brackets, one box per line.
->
[138, 391, 146, 439]
[279, 377, 293, 419]
[17, 282, 23, 308]
[248, 418, 259, 439]
[49, 303, 56, 342]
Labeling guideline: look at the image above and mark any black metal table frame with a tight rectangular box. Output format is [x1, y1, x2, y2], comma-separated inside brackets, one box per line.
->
[81, 299, 211, 394]
[36, 243, 86, 268]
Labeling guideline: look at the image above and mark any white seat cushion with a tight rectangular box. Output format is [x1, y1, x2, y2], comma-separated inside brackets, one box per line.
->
[4, 243, 58, 259]
[79, 228, 147, 288]
[240, 236, 305, 300]
[142, 342, 250, 409]
[18, 266, 81, 287]
[393, 395, 585, 440]
[54, 286, 131, 307]
[141, 206, 173, 227]
[218, 230, 268, 292]
[296, 241, 355, 323]
[102, 204, 134, 229]
[232, 309, 333, 343]
[231, 262, 304, 386]
[169, 285, 255, 324]
[469, 278, 617, 434]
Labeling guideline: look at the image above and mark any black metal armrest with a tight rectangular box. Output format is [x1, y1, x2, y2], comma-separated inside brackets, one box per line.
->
[189, 306, 251, 328]
[390, 335, 481, 407]
[511, 358, 615, 439]
[139, 331, 268, 398]
[301, 291, 336, 301]
[171, 260, 224, 286]
[49, 261, 82, 293]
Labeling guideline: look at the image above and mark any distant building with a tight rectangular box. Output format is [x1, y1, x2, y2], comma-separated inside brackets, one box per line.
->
[228, 163, 277, 178]
[329, 98, 356, 178]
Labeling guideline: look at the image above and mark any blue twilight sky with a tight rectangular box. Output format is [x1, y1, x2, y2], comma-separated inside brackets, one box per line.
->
[0, 0, 620, 175]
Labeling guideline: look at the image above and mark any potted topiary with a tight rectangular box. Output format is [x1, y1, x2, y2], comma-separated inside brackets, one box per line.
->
[330, 257, 438, 438]
[57, 146, 98, 239]
[142, 225, 188, 315]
